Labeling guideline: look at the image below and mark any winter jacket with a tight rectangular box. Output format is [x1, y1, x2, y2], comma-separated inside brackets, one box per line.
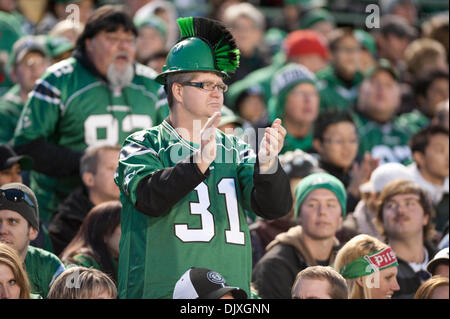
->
[393, 242, 438, 299]
[48, 186, 94, 256]
[252, 225, 341, 299]
[338, 200, 383, 244]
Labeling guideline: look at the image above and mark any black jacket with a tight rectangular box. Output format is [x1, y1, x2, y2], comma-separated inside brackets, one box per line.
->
[393, 242, 438, 299]
[252, 225, 341, 299]
[319, 159, 360, 213]
[48, 186, 94, 256]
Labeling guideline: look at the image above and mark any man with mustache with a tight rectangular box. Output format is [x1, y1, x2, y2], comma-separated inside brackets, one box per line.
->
[12, 6, 162, 226]
[375, 179, 438, 298]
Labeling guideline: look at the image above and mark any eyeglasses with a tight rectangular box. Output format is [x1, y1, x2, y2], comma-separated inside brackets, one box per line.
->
[181, 81, 228, 93]
[384, 197, 421, 211]
[104, 35, 136, 46]
[0, 189, 35, 208]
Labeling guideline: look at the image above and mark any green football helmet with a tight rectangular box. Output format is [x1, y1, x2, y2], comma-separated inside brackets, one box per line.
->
[155, 17, 240, 85]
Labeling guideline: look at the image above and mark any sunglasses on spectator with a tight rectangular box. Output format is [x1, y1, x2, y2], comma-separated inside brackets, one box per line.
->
[0, 189, 35, 208]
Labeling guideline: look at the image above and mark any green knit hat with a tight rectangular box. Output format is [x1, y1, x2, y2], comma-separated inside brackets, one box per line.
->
[294, 172, 347, 218]
[300, 9, 335, 30]
[268, 63, 317, 121]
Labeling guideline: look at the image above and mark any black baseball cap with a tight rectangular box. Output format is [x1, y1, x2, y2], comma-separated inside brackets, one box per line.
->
[173, 267, 248, 299]
[0, 144, 33, 171]
[380, 15, 417, 39]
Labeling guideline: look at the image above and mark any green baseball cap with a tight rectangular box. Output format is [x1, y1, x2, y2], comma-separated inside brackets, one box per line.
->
[134, 15, 168, 39]
[294, 172, 347, 218]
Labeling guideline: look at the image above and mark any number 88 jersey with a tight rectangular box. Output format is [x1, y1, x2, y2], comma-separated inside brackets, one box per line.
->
[13, 57, 162, 222]
[115, 120, 256, 299]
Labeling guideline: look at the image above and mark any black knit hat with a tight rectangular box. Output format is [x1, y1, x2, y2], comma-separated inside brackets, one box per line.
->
[173, 267, 248, 299]
[0, 183, 39, 230]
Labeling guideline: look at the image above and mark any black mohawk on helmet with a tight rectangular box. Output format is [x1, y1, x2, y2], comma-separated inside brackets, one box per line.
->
[177, 17, 240, 74]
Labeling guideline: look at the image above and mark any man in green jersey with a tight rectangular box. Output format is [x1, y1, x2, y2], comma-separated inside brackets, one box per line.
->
[353, 60, 416, 164]
[0, 36, 50, 144]
[13, 6, 162, 223]
[115, 17, 292, 299]
[316, 28, 364, 111]
[0, 183, 64, 298]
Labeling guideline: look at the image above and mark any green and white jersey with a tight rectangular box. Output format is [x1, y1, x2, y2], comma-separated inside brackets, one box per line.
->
[353, 112, 416, 165]
[115, 120, 256, 299]
[281, 131, 314, 154]
[316, 65, 363, 111]
[0, 84, 23, 144]
[24, 245, 65, 298]
[396, 110, 430, 134]
[13, 57, 162, 222]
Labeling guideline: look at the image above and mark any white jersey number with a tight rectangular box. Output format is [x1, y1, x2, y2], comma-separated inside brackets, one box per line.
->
[174, 178, 245, 245]
[84, 114, 152, 147]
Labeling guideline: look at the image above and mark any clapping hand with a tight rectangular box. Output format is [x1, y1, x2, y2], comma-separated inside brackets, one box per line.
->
[258, 118, 287, 174]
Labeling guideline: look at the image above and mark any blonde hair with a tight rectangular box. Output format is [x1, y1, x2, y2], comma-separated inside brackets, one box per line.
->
[414, 275, 449, 299]
[0, 243, 31, 299]
[47, 266, 117, 299]
[404, 38, 447, 75]
[334, 234, 388, 299]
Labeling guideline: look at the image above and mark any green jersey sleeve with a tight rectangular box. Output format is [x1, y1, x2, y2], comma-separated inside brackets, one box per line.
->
[115, 129, 164, 206]
[25, 246, 65, 298]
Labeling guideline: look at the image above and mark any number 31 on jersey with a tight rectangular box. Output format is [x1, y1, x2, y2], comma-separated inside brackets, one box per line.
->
[175, 178, 246, 245]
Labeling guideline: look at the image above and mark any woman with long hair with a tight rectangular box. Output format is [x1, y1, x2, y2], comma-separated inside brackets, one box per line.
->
[0, 243, 31, 299]
[60, 201, 121, 283]
[334, 234, 400, 299]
